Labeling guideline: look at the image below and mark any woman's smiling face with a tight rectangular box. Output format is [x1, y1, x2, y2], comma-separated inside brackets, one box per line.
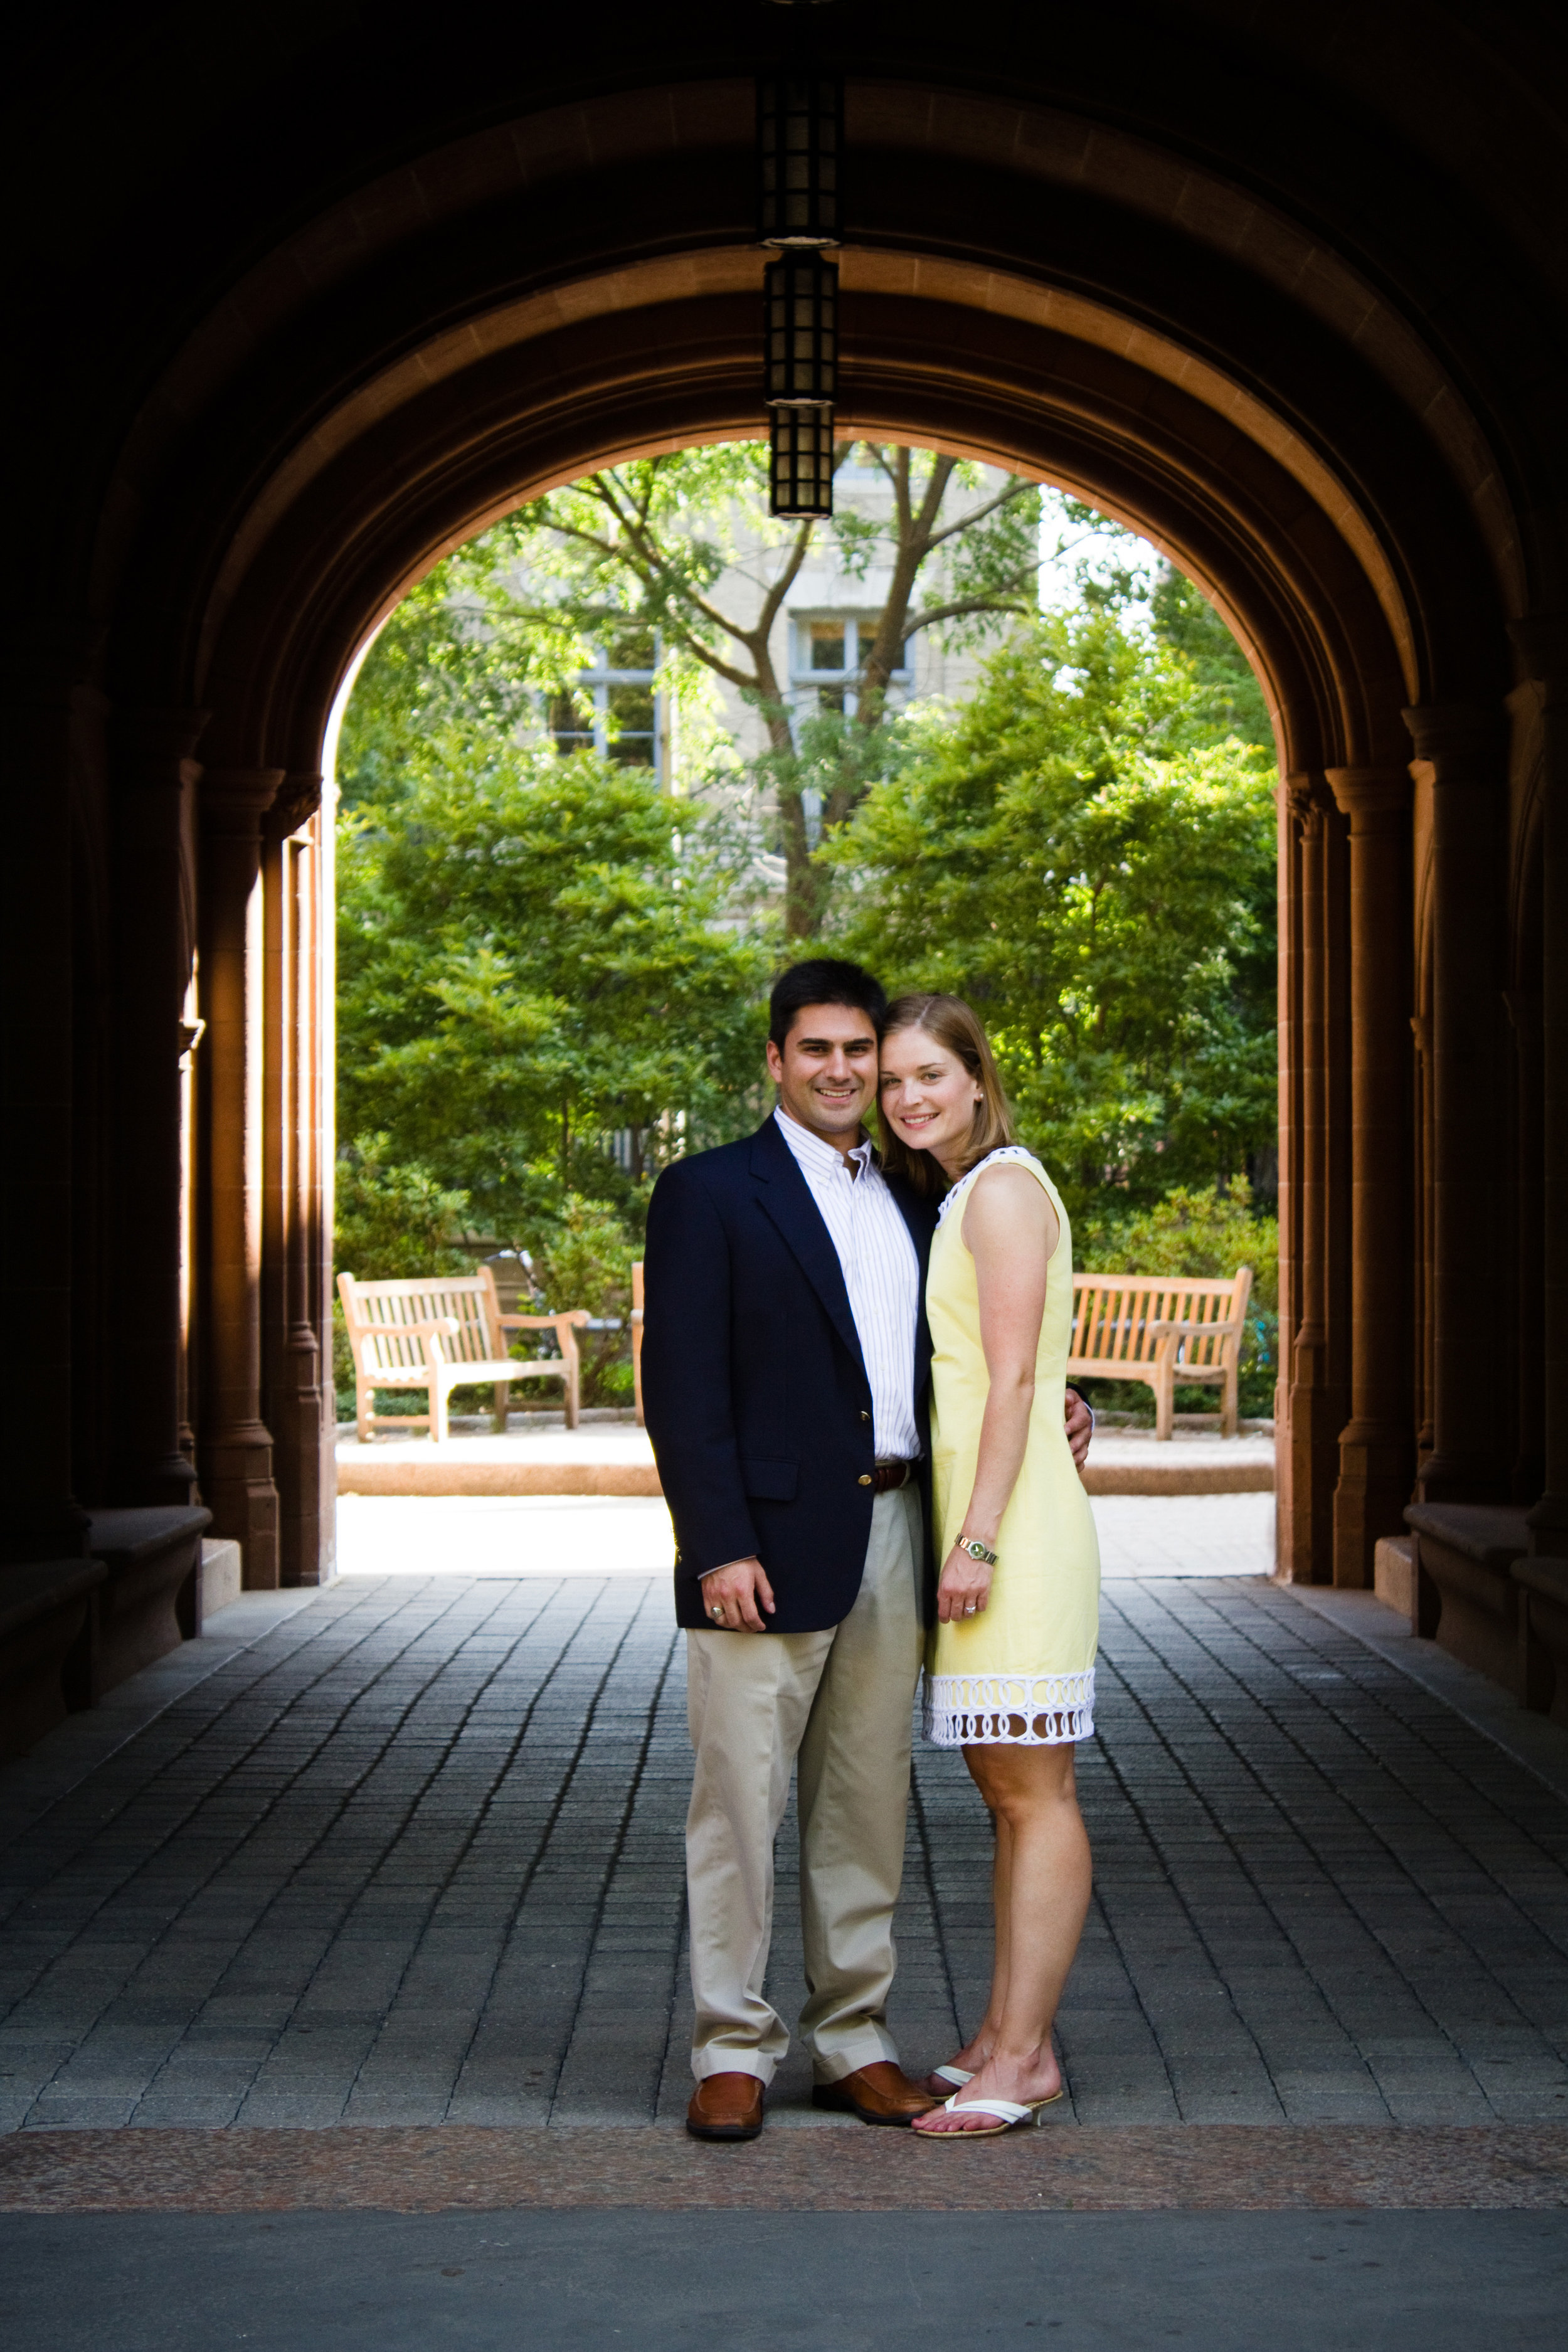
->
[879, 1025, 983, 1168]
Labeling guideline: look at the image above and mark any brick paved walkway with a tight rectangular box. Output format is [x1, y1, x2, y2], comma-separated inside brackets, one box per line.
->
[3, 1573, 1567, 2134]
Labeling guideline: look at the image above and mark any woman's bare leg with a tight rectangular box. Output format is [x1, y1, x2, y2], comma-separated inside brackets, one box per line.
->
[916, 1741, 1091, 2134]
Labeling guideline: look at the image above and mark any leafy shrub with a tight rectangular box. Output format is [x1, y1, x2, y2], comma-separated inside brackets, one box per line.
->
[335, 1134, 473, 1280]
[527, 1195, 640, 1409]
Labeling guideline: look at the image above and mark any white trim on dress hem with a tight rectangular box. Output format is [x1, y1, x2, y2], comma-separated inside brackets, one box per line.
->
[923, 1668, 1095, 1747]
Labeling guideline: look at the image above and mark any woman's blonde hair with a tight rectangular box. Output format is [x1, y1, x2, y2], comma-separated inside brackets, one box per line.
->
[877, 993, 1017, 1196]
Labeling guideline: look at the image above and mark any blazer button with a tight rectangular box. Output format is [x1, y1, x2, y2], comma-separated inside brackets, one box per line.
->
[858, 1473, 873, 1486]
[859, 1411, 871, 1423]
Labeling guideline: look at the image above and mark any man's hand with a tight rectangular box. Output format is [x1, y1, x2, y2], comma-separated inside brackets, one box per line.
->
[699, 1556, 776, 1633]
[1065, 1390, 1093, 1471]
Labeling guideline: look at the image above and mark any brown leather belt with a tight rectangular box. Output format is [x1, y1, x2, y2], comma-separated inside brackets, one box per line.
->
[871, 1459, 916, 1494]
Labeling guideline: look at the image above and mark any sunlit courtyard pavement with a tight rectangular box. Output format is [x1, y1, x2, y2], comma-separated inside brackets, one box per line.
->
[3, 1493, 1567, 2140]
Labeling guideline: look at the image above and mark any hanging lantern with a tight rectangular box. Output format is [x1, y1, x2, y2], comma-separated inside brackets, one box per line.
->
[770, 404, 836, 518]
[763, 248, 837, 408]
[758, 70, 842, 246]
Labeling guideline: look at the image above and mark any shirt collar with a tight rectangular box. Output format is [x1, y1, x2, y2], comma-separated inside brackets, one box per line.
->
[774, 1104, 874, 1180]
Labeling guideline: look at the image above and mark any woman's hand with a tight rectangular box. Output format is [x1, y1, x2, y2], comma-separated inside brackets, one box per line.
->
[936, 1541, 994, 1623]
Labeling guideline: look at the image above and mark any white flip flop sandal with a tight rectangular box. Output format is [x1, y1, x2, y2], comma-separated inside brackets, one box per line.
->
[915, 2089, 1065, 2139]
[929, 2064, 973, 2090]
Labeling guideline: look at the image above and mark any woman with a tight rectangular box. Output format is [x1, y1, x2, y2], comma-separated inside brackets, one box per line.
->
[877, 994, 1099, 2139]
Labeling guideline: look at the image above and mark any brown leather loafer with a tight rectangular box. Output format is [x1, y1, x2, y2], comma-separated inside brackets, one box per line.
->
[686, 2072, 765, 2141]
[812, 2060, 938, 2126]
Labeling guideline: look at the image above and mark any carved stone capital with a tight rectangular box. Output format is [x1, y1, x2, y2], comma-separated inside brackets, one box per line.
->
[265, 770, 325, 840]
[1508, 612, 1568, 700]
[1284, 768, 1331, 838]
[1401, 701, 1499, 781]
[1324, 764, 1410, 830]
[201, 768, 287, 839]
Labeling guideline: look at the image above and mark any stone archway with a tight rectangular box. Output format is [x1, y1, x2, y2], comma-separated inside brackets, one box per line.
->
[8, 28, 1563, 1700]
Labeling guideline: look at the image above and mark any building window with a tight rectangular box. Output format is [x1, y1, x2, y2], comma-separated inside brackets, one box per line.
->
[808, 620, 847, 671]
[550, 629, 665, 776]
[791, 613, 909, 718]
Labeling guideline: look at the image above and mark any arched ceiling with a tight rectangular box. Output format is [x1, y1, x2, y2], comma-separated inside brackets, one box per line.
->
[90, 71, 1517, 788]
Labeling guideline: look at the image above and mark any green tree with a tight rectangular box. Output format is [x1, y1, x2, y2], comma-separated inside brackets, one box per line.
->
[337, 732, 769, 1253]
[1150, 564, 1274, 750]
[492, 442, 1042, 936]
[826, 603, 1278, 1216]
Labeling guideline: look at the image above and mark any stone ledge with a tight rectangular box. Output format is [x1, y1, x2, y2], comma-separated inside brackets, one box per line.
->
[199, 1538, 243, 1619]
[336, 1458, 1274, 1499]
[1374, 1534, 1414, 1618]
[1404, 1504, 1533, 1567]
[0, 1560, 107, 1761]
[1403, 1503, 1531, 1697]
[1512, 1555, 1568, 1725]
[337, 1459, 664, 1497]
[85, 1505, 212, 1693]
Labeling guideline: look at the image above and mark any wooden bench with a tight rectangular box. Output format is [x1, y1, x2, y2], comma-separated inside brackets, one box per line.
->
[338, 1266, 589, 1443]
[1068, 1266, 1254, 1439]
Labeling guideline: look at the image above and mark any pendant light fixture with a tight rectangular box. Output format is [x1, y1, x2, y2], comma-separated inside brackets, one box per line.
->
[758, 67, 840, 246]
[760, 7, 842, 517]
[763, 246, 837, 408]
[768, 403, 837, 521]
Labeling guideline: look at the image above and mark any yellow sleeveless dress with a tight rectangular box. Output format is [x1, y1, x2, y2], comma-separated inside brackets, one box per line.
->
[923, 1148, 1100, 1746]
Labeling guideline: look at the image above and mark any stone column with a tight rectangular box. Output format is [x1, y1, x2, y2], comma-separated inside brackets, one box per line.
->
[109, 711, 206, 1507]
[1325, 766, 1415, 1584]
[1502, 987, 1544, 1501]
[199, 769, 283, 1586]
[1509, 620, 1568, 1557]
[263, 778, 336, 1586]
[1283, 772, 1350, 1582]
[1402, 706, 1508, 1502]
[1, 679, 92, 1563]
[1274, 777, 1300, 1574]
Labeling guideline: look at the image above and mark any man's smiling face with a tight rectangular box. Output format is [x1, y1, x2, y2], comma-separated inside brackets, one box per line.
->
[766, 1002, 880, 1153]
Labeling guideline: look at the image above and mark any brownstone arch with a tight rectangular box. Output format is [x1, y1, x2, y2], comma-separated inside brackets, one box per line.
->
[5, 9, 1565, 1727]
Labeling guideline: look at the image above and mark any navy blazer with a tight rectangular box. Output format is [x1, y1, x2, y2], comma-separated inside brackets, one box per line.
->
[642, 1116, 939, 1634]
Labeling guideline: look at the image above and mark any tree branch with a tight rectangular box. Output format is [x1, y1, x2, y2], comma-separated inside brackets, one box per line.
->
[923, 479, 1036, 552]
[901, 591, 1034, 638]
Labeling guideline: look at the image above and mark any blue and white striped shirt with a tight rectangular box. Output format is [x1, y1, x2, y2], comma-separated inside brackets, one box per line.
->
[773, 1107, 921, 1461]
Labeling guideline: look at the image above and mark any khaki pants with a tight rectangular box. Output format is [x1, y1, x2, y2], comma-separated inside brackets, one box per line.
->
[684, 1485, 923, 2086]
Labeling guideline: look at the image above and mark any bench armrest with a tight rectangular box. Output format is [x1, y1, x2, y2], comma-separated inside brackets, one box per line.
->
[1147, 1316, 1245, 1364]
[496, 1308, 591, 1365]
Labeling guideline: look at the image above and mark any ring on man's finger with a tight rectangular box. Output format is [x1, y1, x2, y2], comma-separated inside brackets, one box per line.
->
[711, 1605, 724, 1622]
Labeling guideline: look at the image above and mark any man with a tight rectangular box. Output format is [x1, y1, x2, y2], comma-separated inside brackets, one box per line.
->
[642, 960, 1093, 2141]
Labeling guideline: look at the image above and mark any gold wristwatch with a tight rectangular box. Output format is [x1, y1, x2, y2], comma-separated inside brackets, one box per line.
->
[958, 1537, 998, 1565]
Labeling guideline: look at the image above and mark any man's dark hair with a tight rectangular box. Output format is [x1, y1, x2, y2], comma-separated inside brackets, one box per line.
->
[768, 959, 887, 1052]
